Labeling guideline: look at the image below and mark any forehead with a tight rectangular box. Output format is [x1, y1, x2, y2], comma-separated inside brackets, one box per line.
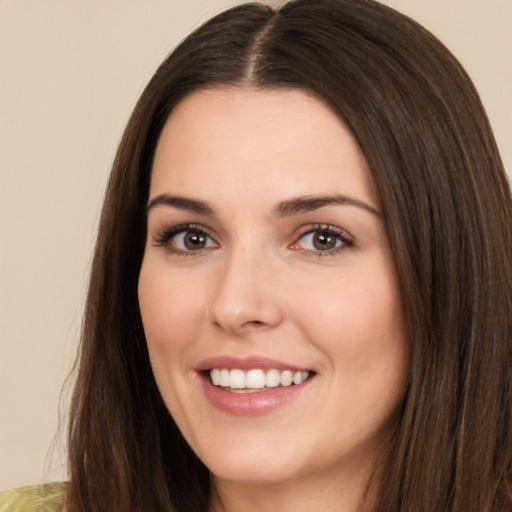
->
[150, 87, 377, 208]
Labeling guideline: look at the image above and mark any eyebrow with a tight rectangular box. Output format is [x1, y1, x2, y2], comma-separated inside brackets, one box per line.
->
[146, 193, 381, 219]
[273, 194, 381, 219]
[146, 194, 214, 215]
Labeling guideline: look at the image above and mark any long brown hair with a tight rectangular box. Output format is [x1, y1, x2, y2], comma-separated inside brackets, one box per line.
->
[66, 1, 512, 511]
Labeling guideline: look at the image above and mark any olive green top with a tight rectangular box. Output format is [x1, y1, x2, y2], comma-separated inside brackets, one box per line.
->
[0, 482, 67, 512]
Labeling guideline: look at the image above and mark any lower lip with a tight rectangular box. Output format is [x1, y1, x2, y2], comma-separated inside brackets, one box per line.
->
[199, 373, 313, 416]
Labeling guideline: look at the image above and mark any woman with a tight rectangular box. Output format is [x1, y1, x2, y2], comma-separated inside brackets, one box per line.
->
[2, 0, 511, 510]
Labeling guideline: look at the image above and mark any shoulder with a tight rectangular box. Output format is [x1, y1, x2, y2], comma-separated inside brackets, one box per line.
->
[0, 482, 67, 512]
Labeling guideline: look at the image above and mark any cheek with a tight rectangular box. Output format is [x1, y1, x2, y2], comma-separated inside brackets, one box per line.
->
[293, 264, 408, 376]
[138, 260, 208, 420]
[138, 260, 205, 357]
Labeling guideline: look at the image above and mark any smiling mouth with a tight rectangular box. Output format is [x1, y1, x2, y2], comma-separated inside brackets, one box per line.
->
[208, 368, 314, 393]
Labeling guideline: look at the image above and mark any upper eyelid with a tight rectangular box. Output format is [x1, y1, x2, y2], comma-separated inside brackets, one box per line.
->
[155, 223, 211, 234]
[290, 224, 356, 253]
[152, 223, 215, 245]
[294, 223, 354, 241]
[150, 222, 354, 248]
[148, 215, 216, 233]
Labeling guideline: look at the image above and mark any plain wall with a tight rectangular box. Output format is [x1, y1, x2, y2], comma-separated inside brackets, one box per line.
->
[1, 0, 510, 491]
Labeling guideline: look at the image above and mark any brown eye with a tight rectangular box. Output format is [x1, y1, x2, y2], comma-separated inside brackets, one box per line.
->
[154, 225, 217, 253]
[312, 232, 338, 251]
[183, 231, 208, 250]
[295, 226, 352, 254]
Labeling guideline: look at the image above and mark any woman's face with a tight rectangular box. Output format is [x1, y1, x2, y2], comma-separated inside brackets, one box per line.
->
[138, 87, 408, 493]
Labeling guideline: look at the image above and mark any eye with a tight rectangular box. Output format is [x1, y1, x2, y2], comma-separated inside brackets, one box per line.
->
[174, 230, 215, 251]
[153, 224, 217, 254]
[292, 225, 353, 254]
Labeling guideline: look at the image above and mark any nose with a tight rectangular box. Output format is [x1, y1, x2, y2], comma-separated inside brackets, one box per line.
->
[207, 247, 284, 335]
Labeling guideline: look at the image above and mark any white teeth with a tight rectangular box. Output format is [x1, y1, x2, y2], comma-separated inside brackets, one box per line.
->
[265, 369, 281, 388]
[208, 368, 311, 390]
[281, 370, 293, 387]
[220, 369, 230, 387]
[246, 369, 266, 388]
[293, 371, 309, 385]
[229, 369, 245, 389]
[210, 368, 221, 386]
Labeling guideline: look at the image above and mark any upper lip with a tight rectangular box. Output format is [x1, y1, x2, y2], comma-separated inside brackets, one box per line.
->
[196, 356, 313, 372]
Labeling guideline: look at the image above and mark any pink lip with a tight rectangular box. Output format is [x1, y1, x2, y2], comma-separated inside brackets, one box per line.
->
[196, 355, 310, 372]
[196, 356, 315, 416]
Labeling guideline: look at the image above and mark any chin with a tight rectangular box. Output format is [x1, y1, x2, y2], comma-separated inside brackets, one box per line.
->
[210, 461, 299, 486]
[198, 441, 305, 485]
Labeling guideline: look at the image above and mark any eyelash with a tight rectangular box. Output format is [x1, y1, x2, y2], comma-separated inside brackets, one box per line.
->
[152, 223, 216, 256]
[293, 224, 354, 256]
[152, 223, 354, 257]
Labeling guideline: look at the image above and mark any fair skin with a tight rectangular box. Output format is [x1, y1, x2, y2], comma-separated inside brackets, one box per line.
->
[138, 87, 409, 512]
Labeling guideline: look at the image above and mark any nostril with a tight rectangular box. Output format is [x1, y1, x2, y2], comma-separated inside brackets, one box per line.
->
[242, 319, 266, 329]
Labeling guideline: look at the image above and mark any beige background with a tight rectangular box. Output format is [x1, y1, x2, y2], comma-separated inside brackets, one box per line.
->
[1, 0, 511, 491]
